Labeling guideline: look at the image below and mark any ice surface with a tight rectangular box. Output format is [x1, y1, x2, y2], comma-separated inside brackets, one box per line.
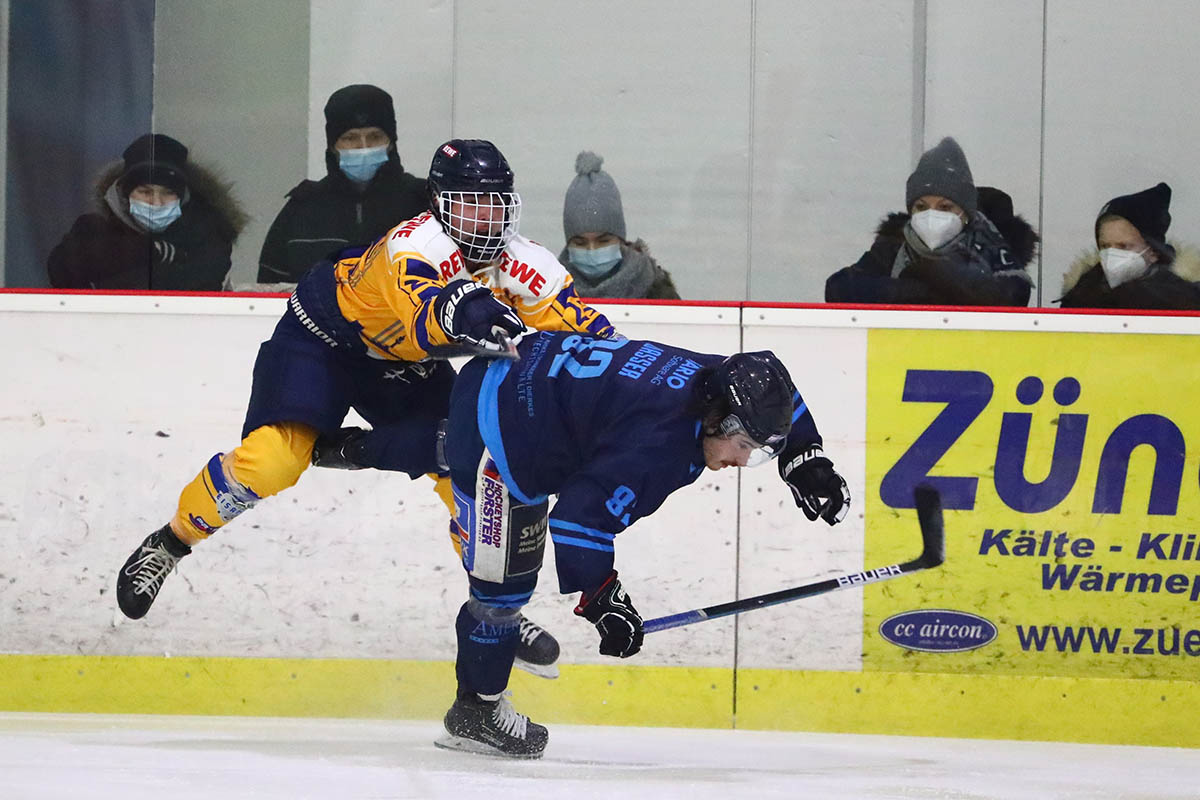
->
[1, 712, 1197, 799]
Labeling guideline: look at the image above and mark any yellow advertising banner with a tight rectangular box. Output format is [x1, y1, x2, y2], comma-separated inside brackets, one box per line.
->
[864, 328, 1200, 680]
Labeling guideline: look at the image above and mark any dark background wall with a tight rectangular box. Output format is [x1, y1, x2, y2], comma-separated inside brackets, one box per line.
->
[5, 0, 154, 288]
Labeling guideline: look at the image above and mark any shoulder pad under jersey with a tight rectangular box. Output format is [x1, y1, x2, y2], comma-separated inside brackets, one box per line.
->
[384, 212, 458, 268]
[493, 235, 570, 301]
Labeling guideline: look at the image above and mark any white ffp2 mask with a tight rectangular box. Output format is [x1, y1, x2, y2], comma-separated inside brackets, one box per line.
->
[910, 209, 965, 250]
[1098, 247, 1149, 287]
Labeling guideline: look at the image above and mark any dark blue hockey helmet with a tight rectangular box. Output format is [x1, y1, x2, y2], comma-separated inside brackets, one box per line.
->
[703, 351, 795, 466]
[428, 139, 521, 263]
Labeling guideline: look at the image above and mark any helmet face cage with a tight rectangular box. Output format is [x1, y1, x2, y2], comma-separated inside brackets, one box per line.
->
[435, 190, 521, 264]
[718, 413, 786, 468]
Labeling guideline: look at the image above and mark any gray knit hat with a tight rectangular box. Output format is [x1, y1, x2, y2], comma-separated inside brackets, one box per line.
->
[563, 151, 626, 240]
[906, 137, 977, 217]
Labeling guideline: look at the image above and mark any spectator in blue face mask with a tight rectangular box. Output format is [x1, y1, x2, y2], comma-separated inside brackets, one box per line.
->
[255, 83, 428, 286]
[47, 133, 246, 290]
[558, 151, 679, 300]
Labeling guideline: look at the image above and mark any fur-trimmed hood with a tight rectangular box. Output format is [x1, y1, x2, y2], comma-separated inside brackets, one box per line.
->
[1061, 241, 1200, 293]
[873, 187, 1039, 269]
[91, 158, 250, 241]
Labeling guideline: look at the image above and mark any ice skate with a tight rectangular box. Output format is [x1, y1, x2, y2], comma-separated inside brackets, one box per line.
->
[435, 689, 548, 759]
[513, 614, 560, 679]
[116, 524, 192, 619]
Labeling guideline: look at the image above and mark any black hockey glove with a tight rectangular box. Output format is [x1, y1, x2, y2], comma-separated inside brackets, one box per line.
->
[433, 278, 527, 355]
[780, 444, 851, 525]
[574, 570, 644, 658]
[311, 426, 369, 470]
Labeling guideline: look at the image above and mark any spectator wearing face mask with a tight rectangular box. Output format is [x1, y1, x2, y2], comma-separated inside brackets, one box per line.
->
[47, 133, 246, 291]
[255, 83, 427, 286]
[558, 151, 679, 300]
[825, 137, 1037, 306]
[1058, 182, 1200, 310]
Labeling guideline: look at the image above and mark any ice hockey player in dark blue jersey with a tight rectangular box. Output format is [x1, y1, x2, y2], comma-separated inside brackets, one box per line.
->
[434, 330, 851, 758]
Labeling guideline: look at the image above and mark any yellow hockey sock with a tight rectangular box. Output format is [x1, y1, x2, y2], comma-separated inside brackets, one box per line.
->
[171, 422, 318, 546]
[429, 472, 465, 558]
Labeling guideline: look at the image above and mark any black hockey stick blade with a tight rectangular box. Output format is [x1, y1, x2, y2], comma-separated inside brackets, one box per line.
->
[911, 483, 946, 569]
[643, 485, 946, 634]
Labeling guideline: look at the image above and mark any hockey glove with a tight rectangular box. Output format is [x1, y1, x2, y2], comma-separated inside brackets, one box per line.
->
[780, 444, 851, 525]
[574, 570, 644, 658]
[433, 278, 527, 355]
[311, 426, 369, 470]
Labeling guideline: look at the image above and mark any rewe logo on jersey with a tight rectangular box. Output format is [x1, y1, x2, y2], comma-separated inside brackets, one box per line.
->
[498, 252, 547, 296]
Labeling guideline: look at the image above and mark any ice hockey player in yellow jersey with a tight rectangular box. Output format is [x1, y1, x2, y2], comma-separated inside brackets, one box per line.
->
[116, 140, 615, 678]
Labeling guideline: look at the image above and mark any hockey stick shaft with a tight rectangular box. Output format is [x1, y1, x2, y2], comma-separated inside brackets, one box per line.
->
[644, 484, 945, 634]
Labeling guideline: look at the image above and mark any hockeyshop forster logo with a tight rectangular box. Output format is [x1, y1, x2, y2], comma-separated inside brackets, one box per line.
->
[880, 609, 997, 653]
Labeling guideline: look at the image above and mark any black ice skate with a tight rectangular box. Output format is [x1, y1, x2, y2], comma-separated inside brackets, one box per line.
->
[116, 525, 192, 619]
[513, 614, 561, 679]
[435, 689, 548, 759]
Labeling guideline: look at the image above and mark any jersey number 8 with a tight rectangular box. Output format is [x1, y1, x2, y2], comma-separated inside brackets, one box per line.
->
[605, 485, 636, 525]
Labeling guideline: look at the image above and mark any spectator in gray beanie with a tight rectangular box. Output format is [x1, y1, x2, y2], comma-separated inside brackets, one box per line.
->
[826, 136, 1036, 306]
[558, 151, 679, 300]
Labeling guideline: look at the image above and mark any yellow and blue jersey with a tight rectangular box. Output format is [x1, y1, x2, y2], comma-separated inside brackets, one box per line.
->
[330, 212, 615, 361]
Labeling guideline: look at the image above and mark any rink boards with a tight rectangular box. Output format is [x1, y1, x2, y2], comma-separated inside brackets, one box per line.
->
[1, 292, 1199, 748]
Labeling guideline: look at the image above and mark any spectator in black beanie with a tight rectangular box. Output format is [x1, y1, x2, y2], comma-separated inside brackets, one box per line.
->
[825, 137, 1037, 306]
[1058, 182, 1200, 309]
[256, 83, 427, 285]
[47, 133, 247, 290]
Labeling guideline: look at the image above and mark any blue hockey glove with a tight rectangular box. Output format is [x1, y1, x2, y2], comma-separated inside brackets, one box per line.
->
[433, 278, 527, 355]
[574, 570, 643, 658]
[780, 444, 850, 525]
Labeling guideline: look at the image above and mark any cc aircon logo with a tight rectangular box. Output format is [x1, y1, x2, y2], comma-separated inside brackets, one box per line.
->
[879, 609, 998, 653]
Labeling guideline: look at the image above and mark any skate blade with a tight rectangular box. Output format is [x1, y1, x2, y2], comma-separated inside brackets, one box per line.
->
[434, 733, 544, 760]
[513, 657, 559, 680]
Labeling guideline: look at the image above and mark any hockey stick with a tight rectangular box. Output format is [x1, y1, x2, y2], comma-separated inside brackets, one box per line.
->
[491, 329, 520, 360]
[428, 330, 521, 361]
[643, 484, 946, 634]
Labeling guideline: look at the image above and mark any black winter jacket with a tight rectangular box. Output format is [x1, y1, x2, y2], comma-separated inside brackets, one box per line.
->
[257, 154, 428, 283]
[47, 162, 246, 291]
[1057, 243, 1200, 310]
[825, 187, 1038, 307]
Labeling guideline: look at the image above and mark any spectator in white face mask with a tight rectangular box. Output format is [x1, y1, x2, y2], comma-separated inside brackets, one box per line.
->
[825, 136, 1037, 306]
[558, 151, 679, 300]
[1058, 182, 1200, 310]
